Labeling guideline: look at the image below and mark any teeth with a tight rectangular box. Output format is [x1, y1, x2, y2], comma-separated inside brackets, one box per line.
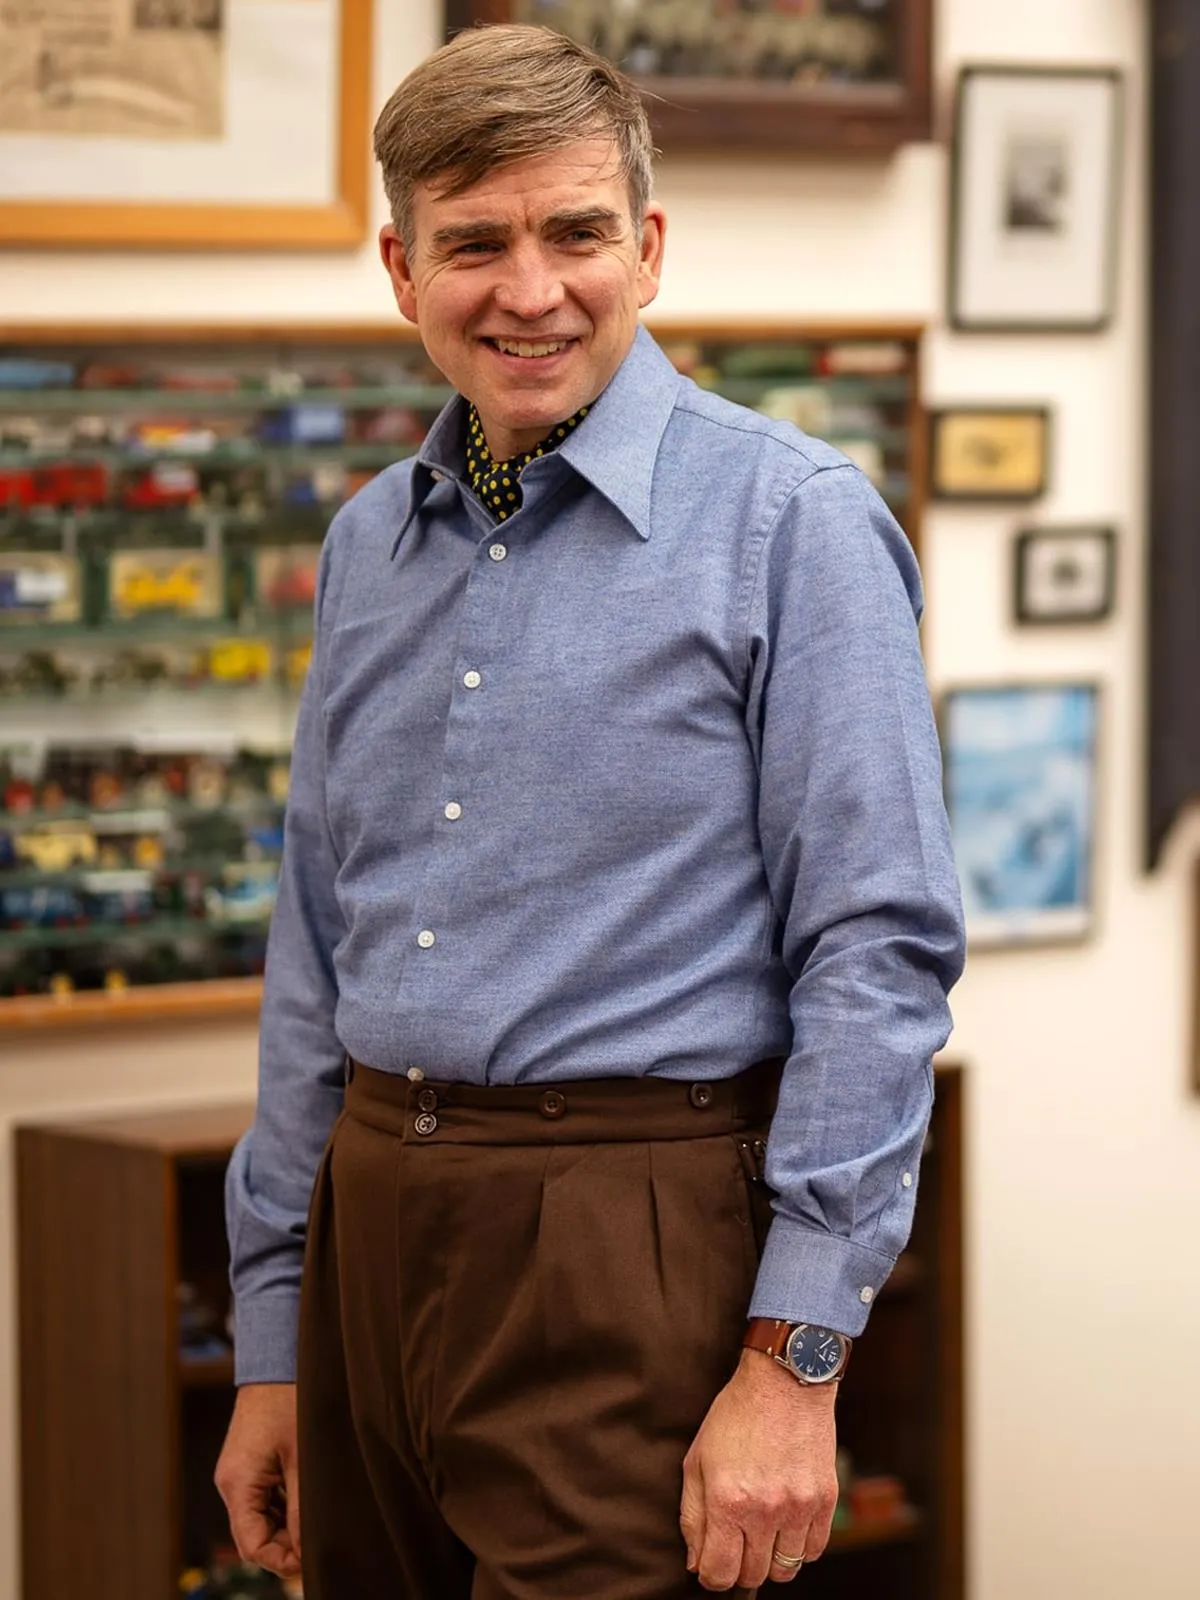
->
[494, 339, 567, 358]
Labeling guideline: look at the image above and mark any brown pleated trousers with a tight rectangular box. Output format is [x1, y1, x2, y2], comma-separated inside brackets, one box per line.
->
[297, 1059, 780, 1600]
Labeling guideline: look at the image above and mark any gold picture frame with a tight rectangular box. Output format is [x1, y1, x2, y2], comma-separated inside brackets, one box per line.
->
[0, 0, 372, 250]
[930, 406, 1051, 503]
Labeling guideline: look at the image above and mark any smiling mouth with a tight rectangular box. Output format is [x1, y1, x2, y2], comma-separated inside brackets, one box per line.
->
[486, 337, 575, 359]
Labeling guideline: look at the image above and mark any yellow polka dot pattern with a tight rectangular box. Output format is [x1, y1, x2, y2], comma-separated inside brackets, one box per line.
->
[465, 403, 590, 521]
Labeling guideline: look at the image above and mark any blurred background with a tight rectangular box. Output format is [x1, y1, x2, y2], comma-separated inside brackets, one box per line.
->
[1, 2, 1197, 1598]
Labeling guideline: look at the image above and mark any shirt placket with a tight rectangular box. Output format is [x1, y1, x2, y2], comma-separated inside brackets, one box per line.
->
[403, 506, 523, 1027]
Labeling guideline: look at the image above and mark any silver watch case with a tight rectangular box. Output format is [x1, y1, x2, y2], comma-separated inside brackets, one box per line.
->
[779, 1323, 850, 1385]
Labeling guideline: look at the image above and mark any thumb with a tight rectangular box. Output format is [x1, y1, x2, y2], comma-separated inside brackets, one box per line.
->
[679, 1455, 706, 1573]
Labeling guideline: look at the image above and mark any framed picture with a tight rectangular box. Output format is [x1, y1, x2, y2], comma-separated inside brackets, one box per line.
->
[930, 407, 1050, 502]
[445, 1, 933, 151]
[941, 683, 1100, 948]
[948, 65, 1124, 332]
[1014, 526, 1116, 625]
[0, 0, 371, 249]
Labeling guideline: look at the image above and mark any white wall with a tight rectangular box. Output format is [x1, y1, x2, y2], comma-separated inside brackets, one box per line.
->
[4, 2, 1199, 1598]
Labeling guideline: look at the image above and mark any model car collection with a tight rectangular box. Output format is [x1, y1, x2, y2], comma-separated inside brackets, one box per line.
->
[0, 745, 287, 996]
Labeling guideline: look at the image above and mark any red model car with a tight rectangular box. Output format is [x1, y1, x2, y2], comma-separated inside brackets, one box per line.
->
[120, 464, 200, 510]
[30, 463, 109, 508]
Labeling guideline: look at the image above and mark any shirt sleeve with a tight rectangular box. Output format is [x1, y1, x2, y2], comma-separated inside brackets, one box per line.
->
[225, 528, 348, 1384]
[744, 463, 966, 1337]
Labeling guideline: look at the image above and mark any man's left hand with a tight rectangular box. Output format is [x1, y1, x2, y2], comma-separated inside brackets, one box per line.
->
[680, 1348, 839, 1592]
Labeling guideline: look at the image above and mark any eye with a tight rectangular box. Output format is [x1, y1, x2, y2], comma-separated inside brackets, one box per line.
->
[453, 241, 500, 257]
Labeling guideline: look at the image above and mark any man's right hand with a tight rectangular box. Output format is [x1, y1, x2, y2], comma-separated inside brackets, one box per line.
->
[214, 1382, 301, 1579]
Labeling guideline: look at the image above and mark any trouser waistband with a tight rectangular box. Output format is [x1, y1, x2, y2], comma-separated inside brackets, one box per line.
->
[344, 1056, 783, 1144]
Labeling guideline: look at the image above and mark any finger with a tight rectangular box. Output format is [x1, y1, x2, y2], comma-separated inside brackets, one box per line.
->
[222, 1487, 275, 1569]
[767, 1524, 811, 1584]
[804, 1489, 837, 1560]
[251, 1530, 302, 1580]
[226, 1481, 299, 1579]
[696, 1518, 746, 1593]
[285, 1457, 303, 1564]
[737, 1525, 785, 1590]
[679, 1457, 706, 1574]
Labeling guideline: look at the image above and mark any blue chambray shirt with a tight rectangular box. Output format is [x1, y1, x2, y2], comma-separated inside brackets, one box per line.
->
[226, 326, 965, 1384]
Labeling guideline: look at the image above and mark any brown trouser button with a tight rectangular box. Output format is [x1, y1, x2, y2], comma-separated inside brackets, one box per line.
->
[414, 1112, 438, 1136]
[417, 1088, 438, 1113]
[539, 1090, 566, 1119]
[689, 1083, 714, 1109]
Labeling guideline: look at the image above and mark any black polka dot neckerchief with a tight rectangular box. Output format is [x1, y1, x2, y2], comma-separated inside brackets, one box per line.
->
[465, 402, 590, 521]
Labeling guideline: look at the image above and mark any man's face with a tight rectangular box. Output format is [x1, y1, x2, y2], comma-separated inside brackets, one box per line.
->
[379, 139, 666, 462]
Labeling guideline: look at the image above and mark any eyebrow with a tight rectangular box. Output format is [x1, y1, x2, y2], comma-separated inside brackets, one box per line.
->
[428, 207, 625, 251]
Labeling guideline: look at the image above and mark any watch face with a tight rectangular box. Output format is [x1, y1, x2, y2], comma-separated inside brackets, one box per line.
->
[785, 1324, 846, 1384]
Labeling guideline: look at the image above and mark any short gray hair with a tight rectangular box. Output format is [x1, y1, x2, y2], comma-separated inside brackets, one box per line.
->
[373, 24, 656, 251]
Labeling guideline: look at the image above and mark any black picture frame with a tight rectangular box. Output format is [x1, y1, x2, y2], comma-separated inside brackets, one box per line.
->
[929, 406, 1051, 503]
[948, 64, 1124, 333]
[1013, 526, 1116, 625]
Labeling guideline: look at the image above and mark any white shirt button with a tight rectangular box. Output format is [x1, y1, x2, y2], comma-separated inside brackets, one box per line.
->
[902, 1171, 913, 1188]
[406, 1066, 425, 1082]
[859, 1286, 875, 1305]
[463, 670, 482, 689]
[416, 929, 436, 949]
[444, 801, 462, 821]
[488, 543, 508, 562]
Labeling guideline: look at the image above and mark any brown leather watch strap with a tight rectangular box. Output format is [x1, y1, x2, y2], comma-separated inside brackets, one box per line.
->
[743, 1317, 794, 1362]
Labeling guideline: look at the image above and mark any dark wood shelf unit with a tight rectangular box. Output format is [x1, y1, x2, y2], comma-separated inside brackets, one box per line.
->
[17, 1102, 253, 1600]
[16, 1072, 963, 1600]
[780, 1062, 965, 1600]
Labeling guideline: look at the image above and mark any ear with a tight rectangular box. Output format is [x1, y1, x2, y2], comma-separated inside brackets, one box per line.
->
[379, 225, 419, 325]
[635, 204, 667, 312]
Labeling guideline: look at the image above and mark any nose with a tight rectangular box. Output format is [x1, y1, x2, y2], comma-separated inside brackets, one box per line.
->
[491, 240, 566, 322]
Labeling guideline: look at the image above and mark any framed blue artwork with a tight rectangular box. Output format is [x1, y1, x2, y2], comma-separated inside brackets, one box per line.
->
[940, 683, 1100, 947]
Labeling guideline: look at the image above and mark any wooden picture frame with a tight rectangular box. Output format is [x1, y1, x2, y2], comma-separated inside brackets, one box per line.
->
[1013, 526, 1116, 626]
[930, 406, 1050, 503]
[445, 1, 933, 152]
[940, 682, 1101, 950]
[0, 0, 372, 250]
[948, 65, 1124, 333]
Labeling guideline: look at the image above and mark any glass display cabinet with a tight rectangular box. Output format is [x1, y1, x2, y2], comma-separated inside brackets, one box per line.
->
[448, 2, 934, 151]
[0, 321, 925, 1025]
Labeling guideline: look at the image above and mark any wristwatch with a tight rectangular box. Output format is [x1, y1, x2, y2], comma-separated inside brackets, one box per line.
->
[743, 1318, 852, 1386]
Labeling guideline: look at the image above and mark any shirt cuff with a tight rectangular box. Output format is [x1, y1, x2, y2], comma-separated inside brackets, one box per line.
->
[231, 1290, 302, 1386]
[749, 1214, 896, 1338]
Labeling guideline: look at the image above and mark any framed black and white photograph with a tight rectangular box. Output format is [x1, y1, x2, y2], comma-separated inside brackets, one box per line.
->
[940, 683, 1100, 948]
[949, 65, 1124, 332]
[1014, 526, 1116, 625]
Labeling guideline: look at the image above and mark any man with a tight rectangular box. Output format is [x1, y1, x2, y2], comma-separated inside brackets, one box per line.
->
[216, 23, 965, 1600]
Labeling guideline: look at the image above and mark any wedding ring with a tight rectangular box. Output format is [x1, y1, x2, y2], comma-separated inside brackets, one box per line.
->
[772, 1549, 805, 1570]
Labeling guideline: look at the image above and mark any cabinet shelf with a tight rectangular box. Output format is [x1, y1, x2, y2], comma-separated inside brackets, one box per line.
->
[0, 443, 417, 470]
[0, 912, 272, 952]
[0, 613, 311, 646]
[0, 974, 262, 1031]
[0, 384, 456, 415]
